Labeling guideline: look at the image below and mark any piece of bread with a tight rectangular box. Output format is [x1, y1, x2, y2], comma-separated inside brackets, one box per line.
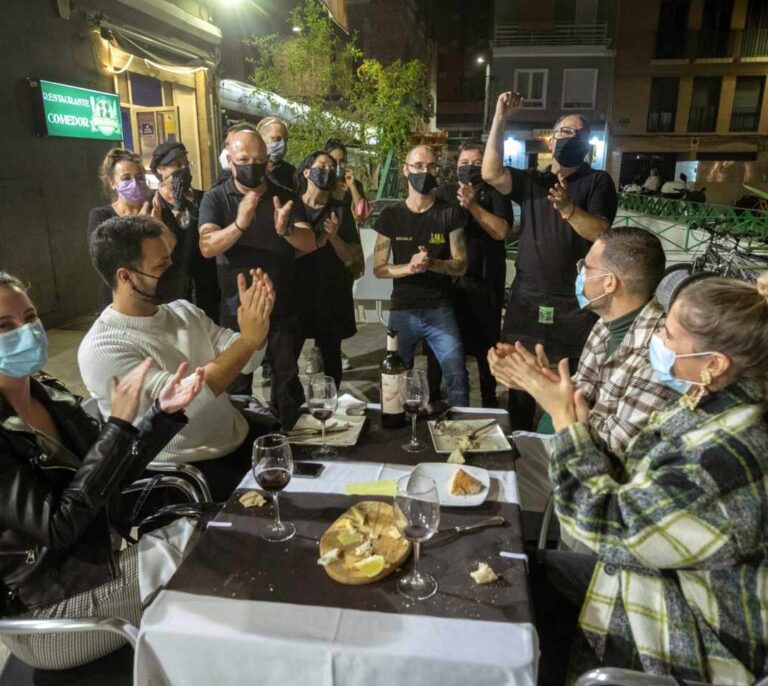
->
[470, 562, 499, 584]
[447, 448, 466, 464]
[448, 468, 483, 496]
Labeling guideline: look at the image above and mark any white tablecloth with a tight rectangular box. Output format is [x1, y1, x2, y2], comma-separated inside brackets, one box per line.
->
[134, 460, 538, 686]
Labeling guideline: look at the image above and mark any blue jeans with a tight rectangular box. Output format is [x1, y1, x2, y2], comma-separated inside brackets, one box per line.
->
[388, 307, 469, 406]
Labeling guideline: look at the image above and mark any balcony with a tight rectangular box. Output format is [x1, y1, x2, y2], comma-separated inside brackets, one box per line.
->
[491, 21, 611, 48]
[654, 28, 768, 60]
[730, 110, 761, 132]
[687, 105, 718, 132]
[647, 110, 676, 133]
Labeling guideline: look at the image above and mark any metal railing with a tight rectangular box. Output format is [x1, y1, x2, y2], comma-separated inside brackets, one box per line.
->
[730, 110, 761, 132]
[492, 21, 610, 47]
[687, 105, 718, 132]
[654, 28, 768, 60]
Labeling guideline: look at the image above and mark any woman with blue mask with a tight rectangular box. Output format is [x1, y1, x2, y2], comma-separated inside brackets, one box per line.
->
[256, 116, 295, 191]
[498, 272, 768, 683]
[88, 148, 176, 309]
[0, 272, 203, 670]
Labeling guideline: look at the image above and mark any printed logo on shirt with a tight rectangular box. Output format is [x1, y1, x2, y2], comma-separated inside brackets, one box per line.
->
[429, 233, 445, 245]
[395, 236, 412, 241]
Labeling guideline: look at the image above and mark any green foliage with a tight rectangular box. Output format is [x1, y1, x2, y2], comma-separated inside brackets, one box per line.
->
[246, 0, 432, 167]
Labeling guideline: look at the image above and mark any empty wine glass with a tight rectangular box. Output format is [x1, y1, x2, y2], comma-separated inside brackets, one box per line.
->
[252, 434, 295, 542]
[402, 369, 428, 452]
[394, 473, 440, 600]
[307, 374, 339, 458]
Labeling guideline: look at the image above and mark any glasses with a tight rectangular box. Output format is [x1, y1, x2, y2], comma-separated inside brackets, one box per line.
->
[252, 434, 295, 542]
[406, 162, 438, 174]
[553, 127, 584, 139]
[394, 473, 440, 601]
[402, 370, 429, 453]
[576, 258, 610, 273]
[307, 374, 338, 458]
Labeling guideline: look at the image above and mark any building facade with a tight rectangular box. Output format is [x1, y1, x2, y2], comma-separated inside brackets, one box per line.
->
[0, 0, 221, 326]
[609, 0, 768, 205]
[489, 0, 616, 171]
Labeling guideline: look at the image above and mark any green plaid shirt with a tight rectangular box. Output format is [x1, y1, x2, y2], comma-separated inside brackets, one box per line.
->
[550, 379, 768, 683]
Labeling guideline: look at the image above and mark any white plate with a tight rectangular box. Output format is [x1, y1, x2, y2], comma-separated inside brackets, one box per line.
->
[410, 463, 490, 507]
[427, 419, 512, 454]
[287, 413, 366, 447]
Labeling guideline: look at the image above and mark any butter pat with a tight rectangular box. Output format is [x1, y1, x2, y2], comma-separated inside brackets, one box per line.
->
[470, 562, 499, 585]
[238, 490, 267, 508]
[447, 448, 465, 464]
[318, 548, 341, 566]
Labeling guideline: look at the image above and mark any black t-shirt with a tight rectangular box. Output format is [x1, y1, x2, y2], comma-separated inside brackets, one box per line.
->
[433, 182, 511, 303]
[292, 198, 359, 339]
[507, 163, 617, 294]
[374, 198, 467, 310]
[269, 161, 297, 192]
[87, 205, 118, 309]
[198, 177, 299, 321]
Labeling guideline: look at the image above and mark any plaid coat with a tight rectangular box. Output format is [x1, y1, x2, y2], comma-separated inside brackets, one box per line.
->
[550, 379, 768, 683]
[573, 299, 678, 456]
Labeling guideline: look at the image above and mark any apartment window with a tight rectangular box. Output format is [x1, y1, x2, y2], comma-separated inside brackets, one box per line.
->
[562, 69, 597, 109]
[514, 69, 547, 109]
[647, 77, 679, 132]
[688, 76, 721, 132]
[654, 0, 690, 59]
[731, 76, 765, 131]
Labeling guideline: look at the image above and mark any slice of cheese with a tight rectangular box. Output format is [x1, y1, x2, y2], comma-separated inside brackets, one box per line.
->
[447, 448, 466, 464]
[448, 468, 483, 496]
[317, 548, 341, 566]
[354, 539, 374, 557]
[337, 528, 362, 546]
[470, 562, 499, 584]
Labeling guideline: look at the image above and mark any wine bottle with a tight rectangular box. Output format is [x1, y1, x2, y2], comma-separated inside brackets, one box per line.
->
[380, 328, 406, 429]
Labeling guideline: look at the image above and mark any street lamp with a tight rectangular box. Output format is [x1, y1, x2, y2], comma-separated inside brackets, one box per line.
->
[292, 25, 301, 33]
[476, 56, 485, 64]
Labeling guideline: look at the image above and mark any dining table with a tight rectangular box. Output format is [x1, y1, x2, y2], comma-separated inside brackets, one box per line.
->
[134, 404, 539, 685]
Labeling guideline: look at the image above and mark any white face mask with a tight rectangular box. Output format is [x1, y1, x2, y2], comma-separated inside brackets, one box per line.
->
[219, 149, 229, 171]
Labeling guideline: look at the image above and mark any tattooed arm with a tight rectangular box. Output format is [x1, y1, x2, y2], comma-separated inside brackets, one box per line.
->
[427, 228, 467, 276]
[373, 234, 430, 279]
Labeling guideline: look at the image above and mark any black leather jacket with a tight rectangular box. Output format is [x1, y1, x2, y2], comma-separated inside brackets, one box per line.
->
[0, 375, 187, 612]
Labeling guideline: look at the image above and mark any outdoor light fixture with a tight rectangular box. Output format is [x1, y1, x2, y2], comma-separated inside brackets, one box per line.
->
[476, 56, 486, 64]
[292, 26, 301, 33]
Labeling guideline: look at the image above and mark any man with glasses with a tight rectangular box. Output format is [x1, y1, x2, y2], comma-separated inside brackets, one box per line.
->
[373, 145, 470, 407]
[151, 142, 220, 323]
[482, 92, 618, 430]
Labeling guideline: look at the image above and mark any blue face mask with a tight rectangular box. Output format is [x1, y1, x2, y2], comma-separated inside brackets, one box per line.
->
[0, 321, 48, 378]
[648, 334, 712, 394]
[267, 140, 286, 162]
[574, 267, 611, 309]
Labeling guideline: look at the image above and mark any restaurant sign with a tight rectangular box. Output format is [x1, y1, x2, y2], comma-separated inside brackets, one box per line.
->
[30, 79, 123, 141]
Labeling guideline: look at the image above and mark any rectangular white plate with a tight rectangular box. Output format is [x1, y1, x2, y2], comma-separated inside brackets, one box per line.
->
[427, 420, 512, 454]
[410, 463, 490, 507]
[287, 413, 366, 447]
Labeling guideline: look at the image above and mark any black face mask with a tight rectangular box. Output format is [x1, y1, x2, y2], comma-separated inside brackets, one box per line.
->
[553, 136, 590, 168]
[407, 172, 438, 195]
[129, 264, 190, 305]
[457, 164, 483, 186]
[170, 167, 192, 209]
[233, 161, 267, 189]
[308, 167, 335, 191]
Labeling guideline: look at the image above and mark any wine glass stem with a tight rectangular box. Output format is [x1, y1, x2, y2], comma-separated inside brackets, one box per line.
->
[321, 419, 326, 449]
[410, 414, 417, 445]
[413, 541, 421, 577]
[273, 493, 282, 528]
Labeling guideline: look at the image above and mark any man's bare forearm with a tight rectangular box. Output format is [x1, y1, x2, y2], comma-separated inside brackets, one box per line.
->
[469, 203, 509, 240]
[567, 206, 609, 242]
[203, 337, 261, 396]
[428, 258, 467, 276]
[482, 115, 512, 195]
[199, 223, 243, 258]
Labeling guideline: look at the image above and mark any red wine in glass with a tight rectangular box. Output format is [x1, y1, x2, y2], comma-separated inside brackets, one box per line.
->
[311, 408, 334, 422]
[403, 401, 421, 417]
[256, 468, 292, 493]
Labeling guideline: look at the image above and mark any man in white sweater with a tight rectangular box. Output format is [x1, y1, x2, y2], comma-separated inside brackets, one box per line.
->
[79, 214, 273, 500]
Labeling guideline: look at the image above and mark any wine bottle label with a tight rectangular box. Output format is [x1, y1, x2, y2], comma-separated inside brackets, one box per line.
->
[381, 373, 404, 414]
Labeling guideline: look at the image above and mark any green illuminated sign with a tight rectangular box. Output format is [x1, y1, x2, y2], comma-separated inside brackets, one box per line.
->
[37, 80, 123, 141]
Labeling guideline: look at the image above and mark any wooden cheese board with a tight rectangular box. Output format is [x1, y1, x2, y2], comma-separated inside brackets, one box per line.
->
[318, 501, 411, 585]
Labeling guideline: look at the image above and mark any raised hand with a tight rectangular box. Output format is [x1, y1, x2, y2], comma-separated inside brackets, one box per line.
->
[323, 211, 340, 237]
[236, 269, 274, 346]
[547, 174, 574, 213]
[408, 246, 432, 274]
[273, 196, 294, 236]
[158, 362, 204, 414]
[110, 358, 153, 423]
[494, 91, 524, 122]
[457, 182, 477, 209]
[236, 191, 261, 230]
